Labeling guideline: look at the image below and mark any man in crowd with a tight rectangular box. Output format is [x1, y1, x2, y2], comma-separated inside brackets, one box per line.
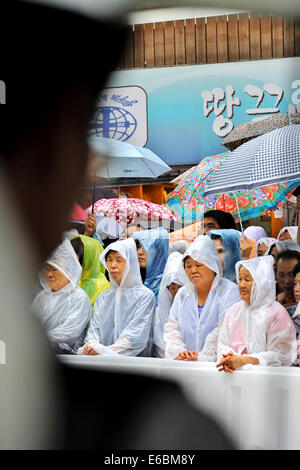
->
[276, 251, 300, 308]
[203, 210, 237, 234]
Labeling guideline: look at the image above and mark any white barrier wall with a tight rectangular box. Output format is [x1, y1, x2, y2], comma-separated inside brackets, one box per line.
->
[58, 355, 300, 450]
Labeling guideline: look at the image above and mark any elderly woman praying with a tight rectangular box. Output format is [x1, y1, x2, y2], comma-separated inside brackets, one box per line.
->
[216, 256, 297, 373]
[163, 235, 240, 361]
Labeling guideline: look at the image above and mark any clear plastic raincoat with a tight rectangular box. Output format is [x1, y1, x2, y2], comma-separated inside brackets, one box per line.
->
[277, 226, 298, 242]
[244, 225, 268, 241]
[71, 234, 110, 307]
[217, 256, 297, 367]
[132, 227, 169, 303]
[153, 251, 188, 356]
[267, 239, 300, 255]
[169, 240, 189, 255]
[256, 237, 277, 255]
[207, 229, 241, 282]
[79, 238, 156, 357]
[164, 235, 240, 359]
[32, 239, 92, 350]
[62, 228, 79, 240]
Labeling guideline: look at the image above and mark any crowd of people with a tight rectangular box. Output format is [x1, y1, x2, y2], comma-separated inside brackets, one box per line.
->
[32, 208, 300, 373]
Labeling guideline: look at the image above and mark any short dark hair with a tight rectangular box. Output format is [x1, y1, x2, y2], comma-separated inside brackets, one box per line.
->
[293, 263, 300, 277]
[204, 210, 236, 230]
[134, 239, 143, 250]
[183, 255, 194, 268]
[104, 249, 118, 262]
[276, 250, 300, 269]
[70, 237, 84, 266]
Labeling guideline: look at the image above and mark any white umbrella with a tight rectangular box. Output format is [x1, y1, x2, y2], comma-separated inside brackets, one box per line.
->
[88, 136, 171, 179]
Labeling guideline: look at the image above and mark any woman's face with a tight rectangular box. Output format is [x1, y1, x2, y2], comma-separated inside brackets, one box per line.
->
[212, 238, 225, 271]
[238, 266, 253, 305]
[137, 244, 148, 268]
[279, 230, 292, 241]
[167, 282, 182, 298]
[294, 272, 300, 303]
[184, 256, 216, 292]
[257, 242, 268, 256]
[45, 263, 70, 292]
[106, 251, 126, 286]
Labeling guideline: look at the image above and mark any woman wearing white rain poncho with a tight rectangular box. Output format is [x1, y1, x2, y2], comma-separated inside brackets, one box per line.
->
[164, 235, 240, 361]
[32, 239, 92, 352]
[79, 237, 156, 357]
[256, 237, 277, 256]
[277, 226, 298, 242]
[153, 251, 187, 357]
[216, 256, 297, 373]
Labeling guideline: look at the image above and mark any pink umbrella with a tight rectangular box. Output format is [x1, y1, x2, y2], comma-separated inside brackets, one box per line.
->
[69, 203, 88, 222]
[86, 198, 178, 227]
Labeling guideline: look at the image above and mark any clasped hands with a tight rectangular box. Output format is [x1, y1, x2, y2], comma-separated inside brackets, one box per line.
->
[216, 351, 258, 372]
[216, 351, 244, 373]
[174, 350, 253, 373]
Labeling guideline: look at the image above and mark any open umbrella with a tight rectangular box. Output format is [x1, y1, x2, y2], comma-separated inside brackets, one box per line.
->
[86, 198, 178, 228]
[87, 136, 172, 213]
[222, 112, 300, 151]
[170, 166, 197, 185]
[69, 203, 88, 222]
[204, 124, 300, 196]
[167, 152, 298, 226]
[88, 136, 171, 179]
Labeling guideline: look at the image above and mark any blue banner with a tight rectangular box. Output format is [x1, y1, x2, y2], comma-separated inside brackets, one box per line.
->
[97, 57, 300, 165]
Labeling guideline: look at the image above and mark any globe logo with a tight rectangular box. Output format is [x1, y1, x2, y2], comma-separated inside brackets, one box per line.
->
[89, 106, 137, 141]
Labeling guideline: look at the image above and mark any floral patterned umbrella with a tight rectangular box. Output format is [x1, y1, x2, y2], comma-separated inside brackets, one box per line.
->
[86, 198, 178, 228]
[167, 152, 298, 225]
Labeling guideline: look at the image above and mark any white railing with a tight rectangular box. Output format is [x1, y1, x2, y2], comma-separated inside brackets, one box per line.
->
[58, 355, 300, 450]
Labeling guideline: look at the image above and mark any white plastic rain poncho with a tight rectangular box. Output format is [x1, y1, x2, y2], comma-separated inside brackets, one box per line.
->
[79, 237, 156, 357]
[132, 227, 169, 303]
[256, 237, 277, 255]
[244, 225, 268, 241]
[270, 239, 300, 255]
[169, 240, 189, 255]
[217, 256, 297, 367]
[62, 228, 79, 240]
[32, 239, 92, 351]
[164, 235, 241, 360]
[153, 251, 188, 356]
[277, 226, 298, 242]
